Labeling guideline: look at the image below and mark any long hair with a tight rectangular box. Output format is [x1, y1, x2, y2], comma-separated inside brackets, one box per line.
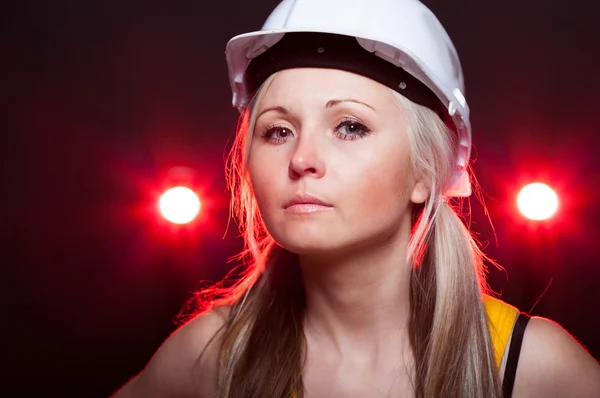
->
[192, 73, 502, 397]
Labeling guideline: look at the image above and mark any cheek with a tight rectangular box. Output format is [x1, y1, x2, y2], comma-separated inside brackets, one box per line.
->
[340, 145, 413, 221]
[248, 161, 271, 209]
[248, 148, 285, 219]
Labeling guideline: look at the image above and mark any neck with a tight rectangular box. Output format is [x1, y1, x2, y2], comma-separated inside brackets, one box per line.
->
[299, 222, 413, 359]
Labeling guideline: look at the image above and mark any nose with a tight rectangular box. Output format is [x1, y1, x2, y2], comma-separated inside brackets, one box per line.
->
[289, 132, 326, 180]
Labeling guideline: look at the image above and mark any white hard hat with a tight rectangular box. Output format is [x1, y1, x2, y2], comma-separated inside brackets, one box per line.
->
[225, 0, 471, 197]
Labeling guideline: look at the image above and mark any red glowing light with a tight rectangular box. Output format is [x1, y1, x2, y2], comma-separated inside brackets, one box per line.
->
[158, 186, 201, 224]
[517, 182, 559, 221]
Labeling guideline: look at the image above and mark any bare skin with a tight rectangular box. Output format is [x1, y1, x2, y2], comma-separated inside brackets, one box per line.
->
[112, 69, 600, 397]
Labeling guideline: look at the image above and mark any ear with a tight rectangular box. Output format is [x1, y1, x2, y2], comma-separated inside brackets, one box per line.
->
[410, 179, 429, 204]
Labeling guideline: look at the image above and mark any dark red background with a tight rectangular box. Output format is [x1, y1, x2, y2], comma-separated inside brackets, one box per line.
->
[3, 1, 599, 396]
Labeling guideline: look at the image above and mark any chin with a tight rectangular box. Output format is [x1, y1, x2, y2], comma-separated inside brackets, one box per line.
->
[274, 235, 337, 255]
[268, 217, 405, 258]
[270, 223, 360, 256]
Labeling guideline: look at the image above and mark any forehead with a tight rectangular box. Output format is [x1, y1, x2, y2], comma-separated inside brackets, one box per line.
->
[258, 68, 397, 109]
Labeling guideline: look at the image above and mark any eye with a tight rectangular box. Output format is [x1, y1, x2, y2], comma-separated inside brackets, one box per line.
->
[261, 124, 294, 144]
[334, 119, 372, 140]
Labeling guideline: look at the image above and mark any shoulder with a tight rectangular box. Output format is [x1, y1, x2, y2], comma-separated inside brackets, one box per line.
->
[112, 306, 231, 398]
[513, 316, 600, 397]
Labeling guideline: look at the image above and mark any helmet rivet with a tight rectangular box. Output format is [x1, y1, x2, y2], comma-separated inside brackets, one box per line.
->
[317, 47, 325, 53]
[399, 82, 407, 90]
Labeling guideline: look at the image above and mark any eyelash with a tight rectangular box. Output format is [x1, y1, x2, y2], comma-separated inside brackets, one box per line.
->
[260, 118, 372, 144]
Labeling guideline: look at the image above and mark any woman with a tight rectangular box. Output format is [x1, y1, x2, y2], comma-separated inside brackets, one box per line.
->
[113, 0, 600, 397]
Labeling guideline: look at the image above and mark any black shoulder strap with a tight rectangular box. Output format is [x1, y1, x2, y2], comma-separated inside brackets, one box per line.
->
[502, 312, 531, 398]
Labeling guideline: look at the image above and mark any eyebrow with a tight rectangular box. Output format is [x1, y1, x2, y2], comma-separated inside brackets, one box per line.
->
[256, 105, 290, 120]
[325, 98, 376, 111]
[256, 98, 376, 120]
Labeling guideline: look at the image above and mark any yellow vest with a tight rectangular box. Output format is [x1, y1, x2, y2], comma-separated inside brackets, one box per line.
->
[484, 294, 519, 368]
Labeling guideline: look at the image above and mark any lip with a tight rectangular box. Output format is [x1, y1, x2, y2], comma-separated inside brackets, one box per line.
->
[283, 193, 333, 210]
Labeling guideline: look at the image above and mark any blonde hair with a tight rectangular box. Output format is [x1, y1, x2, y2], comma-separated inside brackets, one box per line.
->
[190, 72, 501, 397]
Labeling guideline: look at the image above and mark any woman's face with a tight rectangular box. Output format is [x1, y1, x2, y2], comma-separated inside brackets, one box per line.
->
[248, 68, 427, 255]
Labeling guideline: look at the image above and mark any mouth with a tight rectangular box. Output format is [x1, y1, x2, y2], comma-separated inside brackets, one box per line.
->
[283, 193, 333, 211]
